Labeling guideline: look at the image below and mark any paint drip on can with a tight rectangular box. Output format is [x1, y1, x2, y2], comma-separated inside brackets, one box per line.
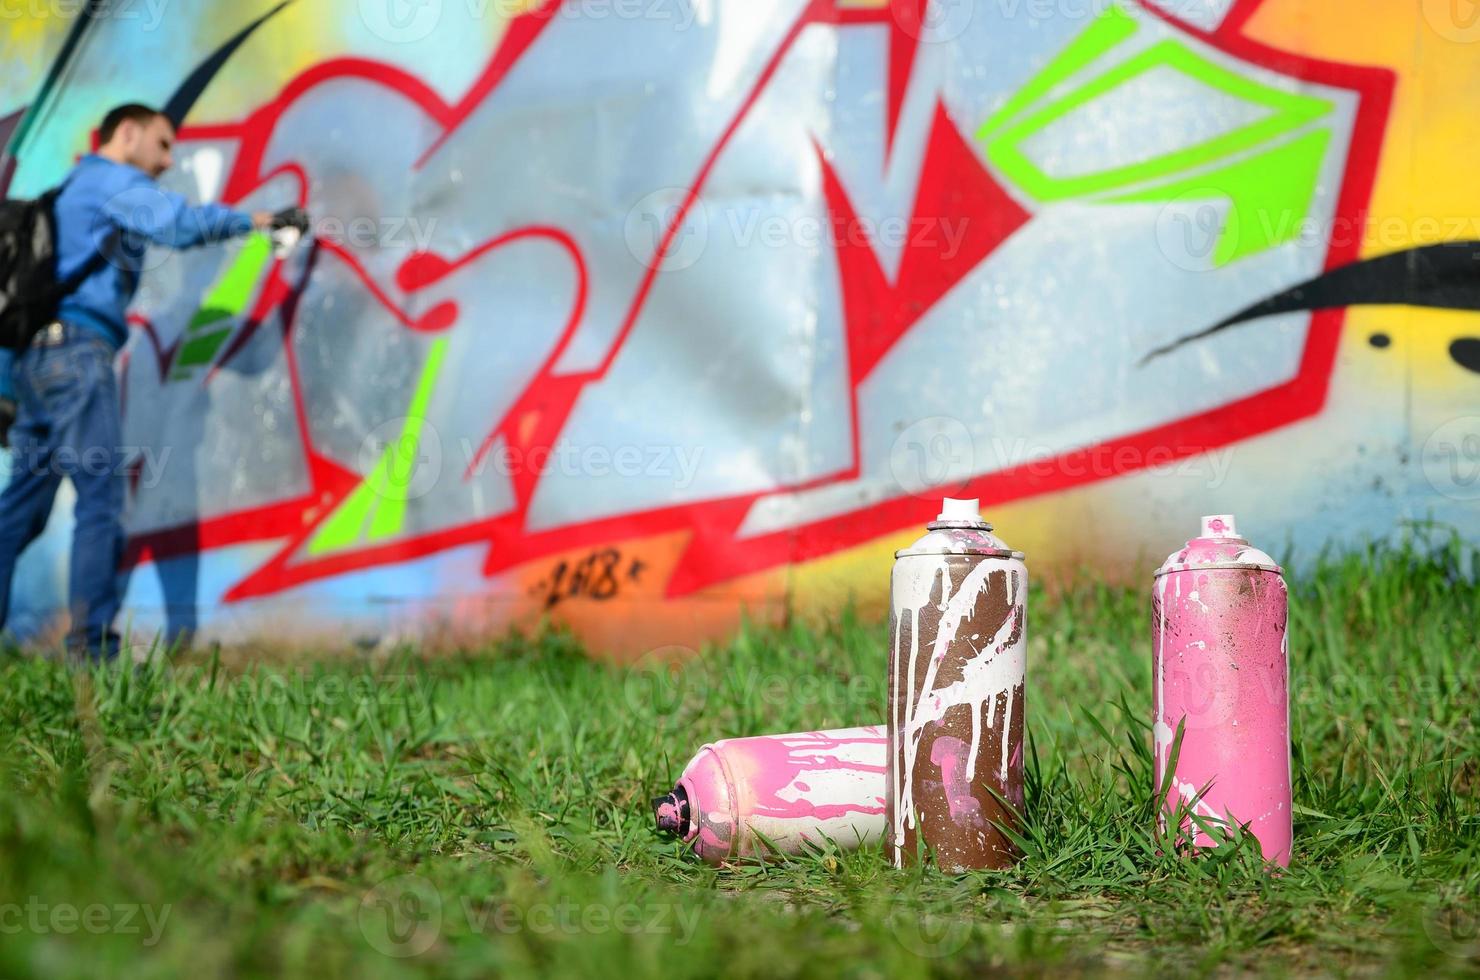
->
[887, 498, 1027, 871]
[653, 726, 887, 864]
[1152, 514, 1292, 865]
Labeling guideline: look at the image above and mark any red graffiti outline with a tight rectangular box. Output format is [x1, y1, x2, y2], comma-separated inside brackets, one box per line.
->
[120, 0, 1392, 606]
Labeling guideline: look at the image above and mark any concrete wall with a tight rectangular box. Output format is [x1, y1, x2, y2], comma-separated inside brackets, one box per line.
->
[2, 0, 1476, 656]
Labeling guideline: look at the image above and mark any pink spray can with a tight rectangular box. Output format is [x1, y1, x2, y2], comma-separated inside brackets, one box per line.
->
[653, 726, 887, 864]
[1152, 514, 1292, 865]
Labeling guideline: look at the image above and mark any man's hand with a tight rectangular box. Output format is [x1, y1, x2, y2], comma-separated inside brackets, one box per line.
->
[253, 208, 310, 236]
[0, 397, 16, 450]
[270, 207, 311, 234]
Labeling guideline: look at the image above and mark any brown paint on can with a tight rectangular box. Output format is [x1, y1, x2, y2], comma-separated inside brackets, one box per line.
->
[887, 501, 1028, 872]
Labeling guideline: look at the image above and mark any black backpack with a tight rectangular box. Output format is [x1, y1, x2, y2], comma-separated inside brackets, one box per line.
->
[0, 183, 106, 353]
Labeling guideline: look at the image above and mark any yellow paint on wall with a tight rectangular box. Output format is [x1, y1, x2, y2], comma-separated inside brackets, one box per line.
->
[0, 15, 72, 116]
[188, 1, 537, 122]
[1245, 0, 1480, 378]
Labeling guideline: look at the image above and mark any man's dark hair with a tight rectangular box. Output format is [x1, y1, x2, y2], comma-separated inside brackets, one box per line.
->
[98, 104, 165, 145]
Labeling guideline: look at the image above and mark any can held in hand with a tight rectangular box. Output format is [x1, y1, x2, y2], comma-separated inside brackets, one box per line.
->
[1152, 514, 1292, 865]
[887, 498, 1027, 871]
[654, 726, 887, 864]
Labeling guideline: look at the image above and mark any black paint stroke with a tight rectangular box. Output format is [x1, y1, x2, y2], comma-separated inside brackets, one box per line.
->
[0, 0, 107, 193]
[1141, 240, 1480, 365]
[162, 0, 296, 127]
[1452, 338, 1480, 375]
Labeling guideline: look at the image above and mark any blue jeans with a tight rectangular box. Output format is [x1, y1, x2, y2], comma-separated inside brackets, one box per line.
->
[0, 325, 125, 658]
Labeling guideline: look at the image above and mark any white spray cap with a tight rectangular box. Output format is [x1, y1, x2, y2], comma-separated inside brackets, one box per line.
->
[1201, 514, 1238, 538]
[937, 498, 983, 523]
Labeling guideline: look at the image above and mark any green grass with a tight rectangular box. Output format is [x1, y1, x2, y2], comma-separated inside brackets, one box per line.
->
[0, 529, 1477, 978]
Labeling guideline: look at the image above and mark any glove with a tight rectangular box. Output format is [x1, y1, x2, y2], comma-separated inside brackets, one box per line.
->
[270, 207, 311, 235]
[0, 397, 15, 449]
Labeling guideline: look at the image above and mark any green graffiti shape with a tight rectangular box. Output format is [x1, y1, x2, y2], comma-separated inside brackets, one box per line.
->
[309, 337, 450, 556]
[978, 4, 1139, 139]
[976, 3, 1335, 266]
[175, 233, 274, 368]
[1111, 128, 1332, 266]
[984, 39, 1332, 202]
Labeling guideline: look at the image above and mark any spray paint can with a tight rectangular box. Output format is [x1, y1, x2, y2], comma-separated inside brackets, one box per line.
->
[653, 726, 887, 864]
[1152, 514, 1291, 865]
[887, 498, 1027, 871]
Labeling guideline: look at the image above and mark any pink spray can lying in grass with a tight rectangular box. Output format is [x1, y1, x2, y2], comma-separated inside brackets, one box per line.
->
[653, 727, 887, 864]
[1153, 515, 1292, 865]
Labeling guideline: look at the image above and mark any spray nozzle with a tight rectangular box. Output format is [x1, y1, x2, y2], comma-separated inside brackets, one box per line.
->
[653, 785, 691, 839]
[1201, 514, 1239, 538]
[936, 498, 984, 524]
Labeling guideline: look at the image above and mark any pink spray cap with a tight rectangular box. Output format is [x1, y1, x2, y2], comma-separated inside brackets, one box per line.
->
[1201, 514, 1238, 538]
[1156, 513, 1281, 577]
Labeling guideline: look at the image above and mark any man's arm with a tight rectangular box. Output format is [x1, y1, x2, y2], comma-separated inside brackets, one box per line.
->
[101, 178, 273, 250]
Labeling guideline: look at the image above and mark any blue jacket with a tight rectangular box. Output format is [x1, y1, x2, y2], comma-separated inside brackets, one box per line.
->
[1, 154, 253, 398]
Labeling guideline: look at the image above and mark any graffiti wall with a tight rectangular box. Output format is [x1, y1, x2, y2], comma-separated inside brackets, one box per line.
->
[1, 0, 1476, 656]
